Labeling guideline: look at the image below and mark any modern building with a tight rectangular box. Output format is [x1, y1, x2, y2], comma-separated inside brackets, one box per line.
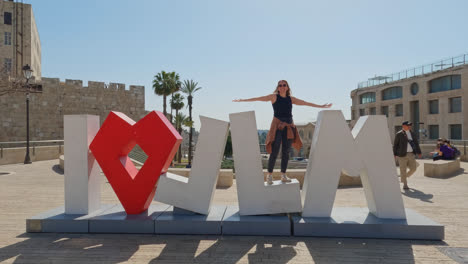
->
[0, 0, 41, 79]
[350, 54, 468, 142]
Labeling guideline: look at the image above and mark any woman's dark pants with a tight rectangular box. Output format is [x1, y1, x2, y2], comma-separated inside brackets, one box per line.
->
[267, 128, 292, 173]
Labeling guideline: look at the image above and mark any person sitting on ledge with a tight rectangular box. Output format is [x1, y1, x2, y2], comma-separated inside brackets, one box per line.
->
[233, 80, 332, 185]
[430, 143, 443, 160]
[433, 138, 455, 161]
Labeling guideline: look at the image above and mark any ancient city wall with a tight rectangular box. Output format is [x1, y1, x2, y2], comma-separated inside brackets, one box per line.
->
[0, 77, 146, 142]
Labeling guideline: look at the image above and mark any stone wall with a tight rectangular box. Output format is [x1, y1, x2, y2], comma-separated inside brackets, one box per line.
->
[0, 77, 146, 142]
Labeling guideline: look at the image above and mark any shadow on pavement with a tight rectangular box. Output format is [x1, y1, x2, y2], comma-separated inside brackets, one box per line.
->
[305, 237, 446, 264]
[0, 233, 448, 263]
[402, 188, 434, 203]
[51, 165, 64, 175]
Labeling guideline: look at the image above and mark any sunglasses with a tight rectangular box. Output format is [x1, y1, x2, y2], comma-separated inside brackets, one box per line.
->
[278, 84, 287, 87]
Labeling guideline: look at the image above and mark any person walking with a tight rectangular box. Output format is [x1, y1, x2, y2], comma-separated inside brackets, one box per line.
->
[393, 121, 422, 190]
[233, 80, 332, 185]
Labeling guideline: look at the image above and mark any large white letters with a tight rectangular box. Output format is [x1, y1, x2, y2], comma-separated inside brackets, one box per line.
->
[302, 110, 406, 219]
[229, 111, 302, 216]
[154, 116, 229, 215]
[64, 115, 101, 214]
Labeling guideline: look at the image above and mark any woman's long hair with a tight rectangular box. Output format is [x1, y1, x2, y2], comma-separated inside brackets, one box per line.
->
[273, 80, 292, 96]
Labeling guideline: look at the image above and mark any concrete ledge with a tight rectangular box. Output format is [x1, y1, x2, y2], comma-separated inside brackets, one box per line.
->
[222, 205, 291, 236]
[59, 155, 64, 170]
[168, 168, 361, 188]
[424, 159, 461, 178]
[262, 170, 362, 188]
[154, 205, 227, 235]
[292, 207, 444, 240]
[0, 146, 64, 165]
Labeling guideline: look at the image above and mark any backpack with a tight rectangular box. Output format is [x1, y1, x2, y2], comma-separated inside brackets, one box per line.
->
[452, 146, 461, 157]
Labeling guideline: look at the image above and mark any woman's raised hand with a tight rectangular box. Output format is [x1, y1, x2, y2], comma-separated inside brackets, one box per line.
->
[321, 103, 332, 108]
[232, 99, 243, 102]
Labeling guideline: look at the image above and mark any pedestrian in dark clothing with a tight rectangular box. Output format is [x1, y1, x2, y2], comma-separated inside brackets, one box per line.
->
[393, 121, 422, 190]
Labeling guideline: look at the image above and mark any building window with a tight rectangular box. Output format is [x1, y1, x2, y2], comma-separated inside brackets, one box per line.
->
[359, 109, 365, 116]
[449, 124, 462, 140]
[381, 106, 389, 117]
[449, 97, 462, 113]
[429, 75, 461, 93]
[4, 58, 12, 72]
[369, 107, 376, 115]
[429, 125, 439, 140]
[4, 12, 12, 25]
[4, 32, 11, 45]
[359, 92, 376, 104]
[308, 131, 312, 140]
[395, 126, 402, 134]
[382, 86, 403, 101]
[410, 83, 419, 95]
[395, 104, 403, 116]
[428, 100, 439, 114]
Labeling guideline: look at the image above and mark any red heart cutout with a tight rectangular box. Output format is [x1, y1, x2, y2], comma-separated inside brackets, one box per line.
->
[90, 111, 182, 214]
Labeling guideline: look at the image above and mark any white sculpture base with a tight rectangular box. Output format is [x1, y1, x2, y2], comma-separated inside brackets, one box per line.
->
[293, 207, 444, 240]
[26, 205, 443, 240]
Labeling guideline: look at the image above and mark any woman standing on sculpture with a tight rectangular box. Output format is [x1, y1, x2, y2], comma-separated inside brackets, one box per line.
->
[233, 80, 332, 184]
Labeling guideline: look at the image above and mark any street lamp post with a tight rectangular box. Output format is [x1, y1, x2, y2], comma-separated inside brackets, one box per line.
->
[23, 64, 33, 164]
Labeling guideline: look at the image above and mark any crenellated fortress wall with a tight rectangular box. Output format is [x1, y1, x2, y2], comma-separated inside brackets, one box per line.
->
[0, 77, 146, 142]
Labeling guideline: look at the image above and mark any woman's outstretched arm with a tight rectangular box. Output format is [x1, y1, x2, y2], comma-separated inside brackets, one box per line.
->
[233, 94, 275, 103]
[291, 96, 332, 108]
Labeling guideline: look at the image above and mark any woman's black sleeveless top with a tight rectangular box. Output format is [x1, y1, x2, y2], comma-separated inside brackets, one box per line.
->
[272, 94, 293, 124]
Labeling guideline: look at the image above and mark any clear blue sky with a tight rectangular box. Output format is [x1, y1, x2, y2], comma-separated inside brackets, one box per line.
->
[32, 0, 468, 130]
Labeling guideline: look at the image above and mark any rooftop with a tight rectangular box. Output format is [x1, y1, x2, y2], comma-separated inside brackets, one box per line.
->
[358, 53, 468, 89]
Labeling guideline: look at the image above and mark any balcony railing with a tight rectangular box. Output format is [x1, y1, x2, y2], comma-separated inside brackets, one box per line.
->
[358, 53, 468, 89]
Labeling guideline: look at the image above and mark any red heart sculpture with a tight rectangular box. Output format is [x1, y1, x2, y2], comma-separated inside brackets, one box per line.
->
[90, 111, 182, 214]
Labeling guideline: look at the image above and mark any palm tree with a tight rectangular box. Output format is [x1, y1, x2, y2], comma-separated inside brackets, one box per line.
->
[174, 112, 191, 163]
[180, 80, 202, 166]
[152, 71, 172, 118]
[170, 93, 185, 120]
[169, 72, 182, 123]
[153, 71, 181, 121]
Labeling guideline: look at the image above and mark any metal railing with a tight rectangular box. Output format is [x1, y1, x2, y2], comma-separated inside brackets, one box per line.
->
[0, 140, 64, 158]
[358, 53, 468, 89]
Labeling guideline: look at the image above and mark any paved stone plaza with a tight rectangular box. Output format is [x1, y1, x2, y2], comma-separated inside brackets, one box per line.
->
[0, 160, 467, 263]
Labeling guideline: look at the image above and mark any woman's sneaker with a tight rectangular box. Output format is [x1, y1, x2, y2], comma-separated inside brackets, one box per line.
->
[266, 174, 273, 185]
[281, 174, 292, 183]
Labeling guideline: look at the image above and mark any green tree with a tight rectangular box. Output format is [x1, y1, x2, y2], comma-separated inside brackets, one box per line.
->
[170, 93, 185, 120]
[180, 79, 202, 166]
[153, 71, 181, 121]
[174, 112, 191, 163]
[224, 131, 233, 157]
